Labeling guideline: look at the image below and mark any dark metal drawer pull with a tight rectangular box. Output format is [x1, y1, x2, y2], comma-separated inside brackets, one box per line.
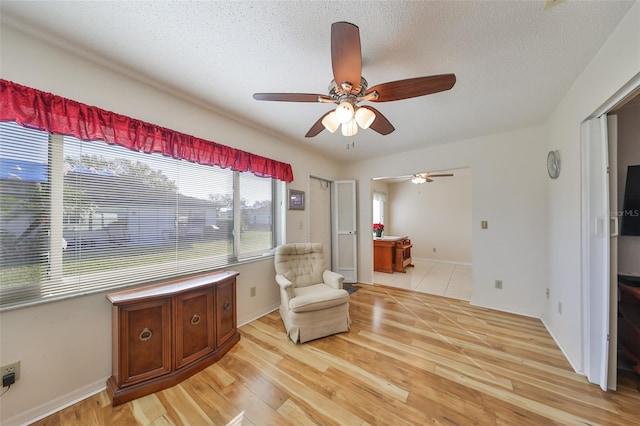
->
[139, 328, 153, 341]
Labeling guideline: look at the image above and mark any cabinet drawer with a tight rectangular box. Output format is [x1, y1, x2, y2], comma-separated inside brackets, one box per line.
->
[174, 288, 215, 369]
[118, 299, 171, 387]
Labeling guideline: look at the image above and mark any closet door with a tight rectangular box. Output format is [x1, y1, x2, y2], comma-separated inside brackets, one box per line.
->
[581, 115, 610, 391]
[332, 180, 357, 283]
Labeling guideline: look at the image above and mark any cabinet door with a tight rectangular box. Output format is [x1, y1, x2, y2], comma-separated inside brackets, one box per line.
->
[119, 299, 171, 387]
[174, 288, 215, 369]
[215, 278, 237, 347]
[373, 241, 394, 273]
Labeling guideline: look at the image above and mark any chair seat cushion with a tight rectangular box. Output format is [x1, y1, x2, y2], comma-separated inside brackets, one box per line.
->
[289, 284, 349, 313]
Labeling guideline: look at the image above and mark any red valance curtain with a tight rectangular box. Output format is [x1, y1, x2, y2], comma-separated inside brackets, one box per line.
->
[0, 79, 294, 182]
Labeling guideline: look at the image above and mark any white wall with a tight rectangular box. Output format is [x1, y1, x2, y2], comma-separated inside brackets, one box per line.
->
[544, 2, 640, 372]
[387, 169, 472, 262]
[349, 124, 548, 318]
[616, 104, 640, 275]
[0, 25, 340, 425]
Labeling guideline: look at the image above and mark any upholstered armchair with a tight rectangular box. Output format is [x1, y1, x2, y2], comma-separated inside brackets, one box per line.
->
[274, 243, 351, 343]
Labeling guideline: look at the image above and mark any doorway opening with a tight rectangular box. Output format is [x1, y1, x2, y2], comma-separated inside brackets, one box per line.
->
[371, 168, 473, 301]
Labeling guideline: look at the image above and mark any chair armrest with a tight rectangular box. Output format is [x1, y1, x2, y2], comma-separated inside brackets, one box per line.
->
[276, 274, 294, 302]
[323, 270, 345, 289]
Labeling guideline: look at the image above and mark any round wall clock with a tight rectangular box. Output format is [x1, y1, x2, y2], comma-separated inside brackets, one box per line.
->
[547, 150, 560, 179]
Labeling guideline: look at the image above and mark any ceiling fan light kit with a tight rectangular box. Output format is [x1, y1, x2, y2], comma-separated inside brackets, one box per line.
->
[253, 21, 456, 139]
[342, 118, 358, 136]
[355, 107, 375, 129]
[411, 175, 427, 184]
[321, 111, 340, 133]
[335, 101, 355, 123]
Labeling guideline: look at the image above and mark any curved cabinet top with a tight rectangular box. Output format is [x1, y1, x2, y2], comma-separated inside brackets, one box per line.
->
[107, 270, 239, 305]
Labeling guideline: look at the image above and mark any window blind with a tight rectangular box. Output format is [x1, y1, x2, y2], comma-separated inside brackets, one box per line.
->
[0, 123, 276, 310]
[0, 122, 51, 306]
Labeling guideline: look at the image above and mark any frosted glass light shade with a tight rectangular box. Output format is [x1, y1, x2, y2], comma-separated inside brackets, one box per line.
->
[321, 111, 339, 133]
[411, 175, 427, 184]
[341, 118, 358, 136]
[355, 107, 376, 129]
[335, 101, 355, 123]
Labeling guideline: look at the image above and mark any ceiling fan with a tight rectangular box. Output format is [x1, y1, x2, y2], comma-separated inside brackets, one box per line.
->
[372, 172, 454, 184]
[410, 172, 454, 184]
[253, 21, 456, 138]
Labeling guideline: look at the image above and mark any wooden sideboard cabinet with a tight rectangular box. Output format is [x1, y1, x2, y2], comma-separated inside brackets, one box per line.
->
[106, 270, 240, 406]
[374, 236, 413, 273]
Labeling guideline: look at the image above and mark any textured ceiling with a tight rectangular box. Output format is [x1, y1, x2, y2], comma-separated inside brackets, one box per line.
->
[0, 1, 635, 163]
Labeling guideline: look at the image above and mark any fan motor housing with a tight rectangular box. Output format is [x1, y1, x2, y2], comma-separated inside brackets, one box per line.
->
[329, 77, 368, 97]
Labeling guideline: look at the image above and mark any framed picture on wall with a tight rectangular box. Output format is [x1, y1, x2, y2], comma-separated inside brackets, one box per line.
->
[288, 189, 305, 210]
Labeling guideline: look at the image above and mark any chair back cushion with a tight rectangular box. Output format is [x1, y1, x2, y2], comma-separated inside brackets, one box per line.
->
[274, 243, 325, 287]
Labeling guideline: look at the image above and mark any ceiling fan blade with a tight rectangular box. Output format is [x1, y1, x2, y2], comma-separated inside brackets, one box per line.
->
[366, 74, 456, 102]
[305, 111, 332, 137]
[253, 93, 331, 102]
[331, 22, 362, 92]
[372, 175, 413, 181]
[362, 106, 395, 135]
[427, 173, 454, 177]
[425, 178, 434, 183]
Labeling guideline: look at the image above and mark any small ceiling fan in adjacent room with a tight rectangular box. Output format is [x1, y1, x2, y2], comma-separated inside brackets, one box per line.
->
[372, 172, 454, 184]
[410, 172, 454, 184]
[253, 21, 456, 137]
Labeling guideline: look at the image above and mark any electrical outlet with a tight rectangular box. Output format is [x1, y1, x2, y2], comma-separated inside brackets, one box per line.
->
[1, 361, 20, 383]
[495, 280, 503, 289]
[250, 286, 256, 297]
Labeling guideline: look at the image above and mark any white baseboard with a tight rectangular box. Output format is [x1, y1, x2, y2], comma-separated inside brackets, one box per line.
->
[470, 299, 540, 319]
[541, 317, 583, 375]
[4, 378, 107, 426]
[412, 257, 472, 266]
[238, 303, 280, 328]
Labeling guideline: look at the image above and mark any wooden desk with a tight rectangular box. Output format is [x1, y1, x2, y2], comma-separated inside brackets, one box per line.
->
[373, 236, 413, 273]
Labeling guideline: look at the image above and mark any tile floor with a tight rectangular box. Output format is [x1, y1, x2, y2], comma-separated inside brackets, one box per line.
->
[372, 259, 473, 301]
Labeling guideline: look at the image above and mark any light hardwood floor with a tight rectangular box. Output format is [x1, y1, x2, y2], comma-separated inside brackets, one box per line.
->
[33, 284, 639, 425]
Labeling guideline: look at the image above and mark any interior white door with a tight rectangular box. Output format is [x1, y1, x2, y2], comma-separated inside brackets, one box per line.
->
[309, 177, 332, 271]
[332, 180, 357, 283]
[581, 115, 610, 391]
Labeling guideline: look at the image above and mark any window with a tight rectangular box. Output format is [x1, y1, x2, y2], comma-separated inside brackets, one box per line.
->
[372, 190, 386, 226]
[0, 122, 278, 309]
